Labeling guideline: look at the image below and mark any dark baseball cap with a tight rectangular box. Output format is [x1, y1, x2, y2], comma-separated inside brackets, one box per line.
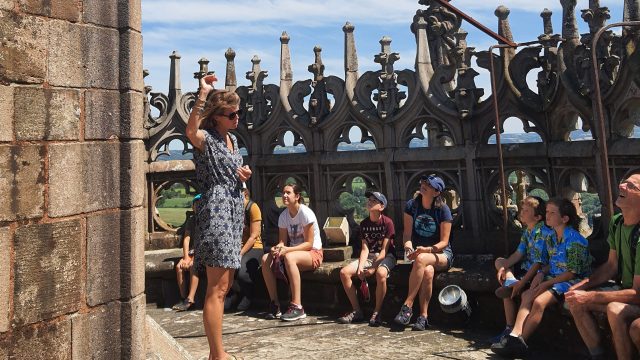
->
[365, 191, 388, 207]
[420, 174, 445, 192]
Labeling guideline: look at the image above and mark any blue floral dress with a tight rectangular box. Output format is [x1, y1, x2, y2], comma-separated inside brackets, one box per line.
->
[193, 129, 243, 269]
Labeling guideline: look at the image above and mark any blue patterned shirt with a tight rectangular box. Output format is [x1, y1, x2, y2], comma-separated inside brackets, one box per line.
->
[547, 227, 591, 278]
[516, 222, 551, 271]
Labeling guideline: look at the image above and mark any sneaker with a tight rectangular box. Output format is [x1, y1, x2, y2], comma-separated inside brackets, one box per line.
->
[369, 312, 382, 327]
[412, 315, 429, 331]
[490, 334, 528, 357]
[172, 299, 194, 312]
[337, 310, 364, 324]
[393, 304, 413, 326]
[495, 279, 518, 299]
[237, 296, 251, 311]
[488, 326, 513, 344]
[265, 301, 281, 320]
[281, 303, 306, 321]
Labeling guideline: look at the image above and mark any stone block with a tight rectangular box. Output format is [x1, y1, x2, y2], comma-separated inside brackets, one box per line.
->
[48, 23, 119, 89]
[71, 302, 121, 359]
[48, 143, 120, 217]
[87, 208, 145, 306]
[0, 145, 45, 221]
[84, 90, 120, 140]
[47, 21, 86, 88]
[118, 0, 141, 31]
[82, 0, 118, 28]
[14, 87, 80, 140]
[0, 227, 9, 333]
[120, 91, 145, 140]
[12, 319, 72, 359]
[0, 86, 13, 142]
[121, 294, 146, 360]
[18, 0, 81, 21]
[120, 140, 146, 208]
[0, 11, 47, 84]
[13, 220, 81, 325]
[120, 30, 144, 92]
[86, 26, 120, 90]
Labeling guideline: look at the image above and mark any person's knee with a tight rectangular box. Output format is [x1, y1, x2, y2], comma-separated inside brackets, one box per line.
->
[606, 302, 626, 324]
[629, 319, 640, 340]
[376, 267, 388, 282]
[423, 265, 435, 280]
[495, 257, 507, 270]
[340, 266, 351, 279]
[531, 297, 547, 314]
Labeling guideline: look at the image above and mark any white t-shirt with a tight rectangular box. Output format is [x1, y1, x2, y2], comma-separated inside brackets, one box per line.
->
[278, 204, 322, 250]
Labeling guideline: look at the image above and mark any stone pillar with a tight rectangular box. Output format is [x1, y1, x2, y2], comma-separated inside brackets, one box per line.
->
[0, 0, 146, 358]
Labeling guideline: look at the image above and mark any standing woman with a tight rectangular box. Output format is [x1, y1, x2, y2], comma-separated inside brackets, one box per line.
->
[186, 74, 251, 360]
[393, 174, 453, 330]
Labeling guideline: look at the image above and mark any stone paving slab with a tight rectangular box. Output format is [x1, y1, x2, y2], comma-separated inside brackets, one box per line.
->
[147, 305, 581, 360]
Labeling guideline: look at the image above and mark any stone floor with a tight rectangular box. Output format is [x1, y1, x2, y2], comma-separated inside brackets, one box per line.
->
[146, 304, 583, 360]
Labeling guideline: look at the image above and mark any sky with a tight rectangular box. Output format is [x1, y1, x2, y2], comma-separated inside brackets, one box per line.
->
[141, 0, 625, 134]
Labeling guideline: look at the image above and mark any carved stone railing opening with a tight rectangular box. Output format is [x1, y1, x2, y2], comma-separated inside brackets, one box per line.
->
[144, 0, 640, 255]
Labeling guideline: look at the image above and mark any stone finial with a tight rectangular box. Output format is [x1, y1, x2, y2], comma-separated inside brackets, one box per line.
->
[198, 58, 209, 74]
[225, 48, 237, 89]
[581, 0, 610, 35]
[308, 46, 325, 83]
[280, 31, 290, 44]
[494, 5, 510, 19]
[541, 8, 553, 35]
[169, 51, 181, 93]
[343, 21, 358, 75]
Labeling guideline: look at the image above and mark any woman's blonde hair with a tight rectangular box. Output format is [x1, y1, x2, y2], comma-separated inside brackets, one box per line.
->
[199, 90, 241, 130]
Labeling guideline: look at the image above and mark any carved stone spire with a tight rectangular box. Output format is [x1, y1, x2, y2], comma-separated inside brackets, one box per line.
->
[495, 6, 515, 59]
[561, 0, 580, 41]
[373, 36, 405, 120]
[307, 46, 330, 125]
[343, 22, 358, 101]
[224, 48, 237, 91]
[541, 8, 553, 35]
[280, 32, 293, 84]
[169, 51, 182, 104]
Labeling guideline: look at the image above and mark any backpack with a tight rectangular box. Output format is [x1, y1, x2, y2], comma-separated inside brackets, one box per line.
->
[613, 214, 640, 279]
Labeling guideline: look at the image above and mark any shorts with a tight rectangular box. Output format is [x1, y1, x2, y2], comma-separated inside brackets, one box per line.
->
[310, 249, 323, 270]
[346, 253, 397, 277]
[549, 277, 584, 301]
[442, 246, 454, 269]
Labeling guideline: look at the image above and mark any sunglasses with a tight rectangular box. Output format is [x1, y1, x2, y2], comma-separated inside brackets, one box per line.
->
[219, 109, 243, 120]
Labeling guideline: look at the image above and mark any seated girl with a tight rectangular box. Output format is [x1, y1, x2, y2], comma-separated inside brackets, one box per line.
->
[261, 183, 323, 321]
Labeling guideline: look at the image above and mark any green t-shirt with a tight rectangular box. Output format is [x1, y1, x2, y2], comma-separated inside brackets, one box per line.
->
[607, 214, 640, 289]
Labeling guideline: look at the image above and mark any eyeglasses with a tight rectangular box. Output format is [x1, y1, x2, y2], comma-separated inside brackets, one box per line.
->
[219, 109, 243, 120]
[621, 180, 640, 192]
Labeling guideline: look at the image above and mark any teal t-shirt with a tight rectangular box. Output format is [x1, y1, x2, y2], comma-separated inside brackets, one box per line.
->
[607, 214, 640, 289]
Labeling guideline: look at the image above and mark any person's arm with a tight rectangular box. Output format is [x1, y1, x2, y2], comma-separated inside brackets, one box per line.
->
[270, 227, 288, 257]
[415, 220, 452, 255]
[402, 213, 414, 255]
[186, 75, 216, 152]
[570, 250, 618, 291]
[375, 237, 389, 262]
[358, 241, 370, 279]
[282, 223, 314, 253]
[240, 204, 261, 256]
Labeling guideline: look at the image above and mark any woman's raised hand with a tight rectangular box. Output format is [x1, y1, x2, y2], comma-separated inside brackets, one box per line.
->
[199, 74, 218, 97]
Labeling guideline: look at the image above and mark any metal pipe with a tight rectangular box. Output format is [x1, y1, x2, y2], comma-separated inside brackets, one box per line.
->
[431, 0, 516, 47]
[488, 44, 512, 256]
[590, 21, 640, 220]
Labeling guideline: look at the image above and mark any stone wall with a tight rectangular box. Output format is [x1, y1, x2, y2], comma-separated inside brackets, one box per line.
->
[0, 0, 146, 358]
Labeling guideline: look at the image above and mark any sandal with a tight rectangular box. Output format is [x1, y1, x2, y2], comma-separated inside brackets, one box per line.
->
[226, 354, 244, 360]
[172, 299, 194, 311]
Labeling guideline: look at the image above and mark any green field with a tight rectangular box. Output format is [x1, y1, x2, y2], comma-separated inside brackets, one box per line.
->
[157, 207, 189, 227]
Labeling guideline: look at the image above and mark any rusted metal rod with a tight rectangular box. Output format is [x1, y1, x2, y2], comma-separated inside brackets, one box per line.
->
[431, 0, 517, 47]
[590, 21, 640, 221]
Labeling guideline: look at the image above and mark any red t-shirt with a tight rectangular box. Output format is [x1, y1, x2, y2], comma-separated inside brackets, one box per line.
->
[359, 214, 395, 255]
